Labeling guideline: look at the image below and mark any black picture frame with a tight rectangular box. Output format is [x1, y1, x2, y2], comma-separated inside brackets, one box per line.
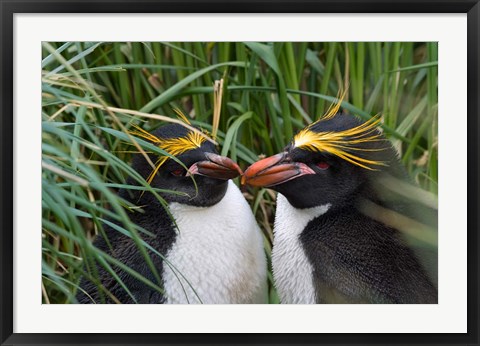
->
[1, 1, 479, 345]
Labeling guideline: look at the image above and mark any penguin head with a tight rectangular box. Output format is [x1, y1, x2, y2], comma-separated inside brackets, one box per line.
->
[243, 113, 404, 209]
[130, 123, 242, 207]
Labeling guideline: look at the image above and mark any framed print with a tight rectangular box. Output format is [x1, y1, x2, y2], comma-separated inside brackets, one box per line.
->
[1, 1, 479, 345]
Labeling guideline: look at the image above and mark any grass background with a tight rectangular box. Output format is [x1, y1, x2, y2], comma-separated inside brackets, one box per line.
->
[42, 42, 438, 304]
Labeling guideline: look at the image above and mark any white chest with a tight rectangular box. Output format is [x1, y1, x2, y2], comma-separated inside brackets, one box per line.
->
[272, 194, 330, 304]
[162, 181, 267, 304]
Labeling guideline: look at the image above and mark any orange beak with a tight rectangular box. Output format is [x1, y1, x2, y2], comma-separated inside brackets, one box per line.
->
[189, 152, 243, 180]
[242, 152, 315, 187]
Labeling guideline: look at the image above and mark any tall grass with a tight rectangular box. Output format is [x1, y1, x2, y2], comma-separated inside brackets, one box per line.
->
[42, 42, 438, 304]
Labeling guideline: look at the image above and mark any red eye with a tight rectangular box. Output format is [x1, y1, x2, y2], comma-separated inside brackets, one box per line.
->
[316, 161, 330, 170]
[171, 169, 184, 177]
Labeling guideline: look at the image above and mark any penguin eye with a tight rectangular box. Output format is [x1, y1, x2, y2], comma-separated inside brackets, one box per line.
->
[170, 169, 185, 177]
[316, 161, 330, 170]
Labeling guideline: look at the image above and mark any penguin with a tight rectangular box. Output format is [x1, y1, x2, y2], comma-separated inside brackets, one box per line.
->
[77, 123, 267, 304]
[242, 107, 437, 304]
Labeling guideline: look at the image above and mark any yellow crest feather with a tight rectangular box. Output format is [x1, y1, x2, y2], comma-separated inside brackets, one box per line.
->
[156, 130, 206, 157]
[129, 123, 207, 185]
[294, 114, 385, 170]
[172, 107, 192, 125]
[321, 89, 348, 121]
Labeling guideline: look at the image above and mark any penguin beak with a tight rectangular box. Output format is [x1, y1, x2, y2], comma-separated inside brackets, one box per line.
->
[242, 152, 315, 187]
[188, 152, 243, 180]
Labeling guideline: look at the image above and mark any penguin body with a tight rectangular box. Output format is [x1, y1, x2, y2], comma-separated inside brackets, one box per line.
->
[78, 124, 267, 304]
[163, 180, 266, 304]
[297, 203, 436, 304]
[244, 113, 437, 304]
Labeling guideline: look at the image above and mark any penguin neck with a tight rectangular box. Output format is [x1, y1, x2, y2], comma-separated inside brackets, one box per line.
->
[119, 188, 170, 219]
[276, 193, 332, 224]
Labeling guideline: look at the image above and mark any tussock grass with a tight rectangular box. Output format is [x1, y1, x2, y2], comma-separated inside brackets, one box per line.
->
[42, 42, 438, 304]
